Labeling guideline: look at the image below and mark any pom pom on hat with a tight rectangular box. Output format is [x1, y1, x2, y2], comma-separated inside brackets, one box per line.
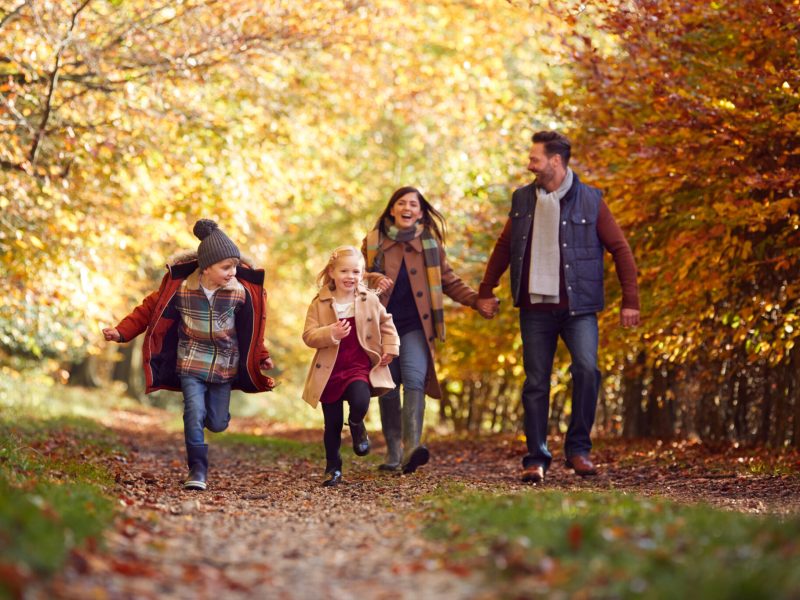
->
[193, 218, 219, 241]
[192, 218, 240, 269]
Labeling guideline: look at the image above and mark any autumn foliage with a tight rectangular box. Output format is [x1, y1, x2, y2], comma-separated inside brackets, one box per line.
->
[543, 0, 800, 444]
[1, 0, 799, 446]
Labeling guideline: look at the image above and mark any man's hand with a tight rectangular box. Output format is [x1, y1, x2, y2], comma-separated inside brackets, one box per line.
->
[102, 327, 121, 342]
[475, 296, 500, 319]
[621, 308, 640, 328]
[260, 357, 274, 371]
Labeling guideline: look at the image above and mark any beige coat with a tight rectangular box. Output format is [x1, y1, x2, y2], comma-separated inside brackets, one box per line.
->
[302, 283, 400, 408]
[362, 235, 479, 399]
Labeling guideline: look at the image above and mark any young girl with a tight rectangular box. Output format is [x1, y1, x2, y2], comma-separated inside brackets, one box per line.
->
[363, 186, 489, 474]
[103, 219, 275, 491]
[302, 245, 399, 487]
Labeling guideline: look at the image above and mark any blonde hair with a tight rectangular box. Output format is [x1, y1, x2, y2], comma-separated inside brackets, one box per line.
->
[316, 245, 365, 290]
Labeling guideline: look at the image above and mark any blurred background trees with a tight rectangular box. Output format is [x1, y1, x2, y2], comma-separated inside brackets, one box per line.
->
[2, 0, 798, 446]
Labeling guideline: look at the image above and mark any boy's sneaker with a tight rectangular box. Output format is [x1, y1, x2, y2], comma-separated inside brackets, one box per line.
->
[184, 468, 207, 490]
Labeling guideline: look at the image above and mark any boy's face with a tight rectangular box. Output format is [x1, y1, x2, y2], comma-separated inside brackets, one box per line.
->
[328, 254, 363, 293]
[203, 258, 238, 289]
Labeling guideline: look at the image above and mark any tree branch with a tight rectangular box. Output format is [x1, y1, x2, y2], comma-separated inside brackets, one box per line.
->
[0, 0, 28, 32]
[29, 0, 91, 165]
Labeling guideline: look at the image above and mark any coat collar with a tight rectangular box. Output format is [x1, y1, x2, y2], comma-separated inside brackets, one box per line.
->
[183, 268, 242, 292]
[317, 283, 370, 303]
[381, 235, 423, 252]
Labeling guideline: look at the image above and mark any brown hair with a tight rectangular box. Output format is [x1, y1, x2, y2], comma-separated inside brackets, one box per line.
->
[316, 245, 365, 290]
[532, 130, 571, 168]
[375, 186, 447, 244]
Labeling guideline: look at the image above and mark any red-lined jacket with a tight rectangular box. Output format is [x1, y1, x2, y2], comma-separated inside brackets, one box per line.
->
[114, 252, 275, 394]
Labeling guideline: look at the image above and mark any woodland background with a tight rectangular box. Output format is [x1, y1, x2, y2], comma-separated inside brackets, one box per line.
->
[1, 0, 799, 446]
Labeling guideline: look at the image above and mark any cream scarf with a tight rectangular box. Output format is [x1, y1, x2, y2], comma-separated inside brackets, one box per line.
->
[529, 167, 573, 304]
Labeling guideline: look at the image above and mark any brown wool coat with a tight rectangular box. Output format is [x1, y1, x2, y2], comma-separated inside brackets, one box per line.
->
[302, 284, 400, 408]
[361, 235, 479, 399]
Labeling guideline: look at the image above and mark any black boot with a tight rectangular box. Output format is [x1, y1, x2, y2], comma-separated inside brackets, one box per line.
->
[401, 390, 430, 474]
[322, 468, 342, 487]
[378, 393, 402, 471]
[348, 419, 370, 456]
[184, 444, 208, 490]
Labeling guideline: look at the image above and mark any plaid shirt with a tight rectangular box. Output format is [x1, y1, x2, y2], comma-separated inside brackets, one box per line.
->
[175, 270, 246, 383]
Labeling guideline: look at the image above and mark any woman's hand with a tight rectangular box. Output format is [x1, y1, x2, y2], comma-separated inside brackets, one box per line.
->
[331, 319, 352, 340]
[259, 357, 274, 371]
[102, 327, 121, 342]
[375, 277, 394, 295]
[379, 353, 396, 366]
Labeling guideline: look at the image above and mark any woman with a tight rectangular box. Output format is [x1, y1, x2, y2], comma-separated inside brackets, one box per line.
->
[363, 186, 493, 473]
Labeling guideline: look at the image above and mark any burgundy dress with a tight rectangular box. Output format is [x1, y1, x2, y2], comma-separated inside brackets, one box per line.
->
[319, 316, 372, 404]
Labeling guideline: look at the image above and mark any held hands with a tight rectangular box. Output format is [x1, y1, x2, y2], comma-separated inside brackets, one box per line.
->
[375, 276, 394, 295]
[621, 308, 640, 328]
[379, 353, 396, 367]
[475, 296, 500, 319]
[331, 319, 352, 340]
[102, 327, 121, 342]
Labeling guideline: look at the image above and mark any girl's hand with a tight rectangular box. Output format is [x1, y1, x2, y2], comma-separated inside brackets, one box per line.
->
[378, 353, 396, 366]
[375, 277, 394, 295]
[260, 357, 274, 371]
[102, 327, 121, 342]
[331, 319, 352, 340]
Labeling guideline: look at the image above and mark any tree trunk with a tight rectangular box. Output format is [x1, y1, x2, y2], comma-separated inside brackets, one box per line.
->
[622, 351, 645, 438]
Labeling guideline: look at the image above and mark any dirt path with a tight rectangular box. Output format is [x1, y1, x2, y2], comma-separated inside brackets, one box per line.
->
[27, 407, 800, 599]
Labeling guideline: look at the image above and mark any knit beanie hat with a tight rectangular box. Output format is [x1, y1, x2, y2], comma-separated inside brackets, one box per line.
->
[193, 219, 240, 269]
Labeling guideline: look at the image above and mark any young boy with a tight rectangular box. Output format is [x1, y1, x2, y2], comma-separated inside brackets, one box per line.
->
[103, 219, 275, 490]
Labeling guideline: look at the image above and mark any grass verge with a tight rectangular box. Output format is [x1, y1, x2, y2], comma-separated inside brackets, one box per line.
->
[0, 417, 119, 598]
[424, 485, 800, 599]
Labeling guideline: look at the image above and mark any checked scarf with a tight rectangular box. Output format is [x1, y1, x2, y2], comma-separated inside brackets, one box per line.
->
[365, 218, 445, 342]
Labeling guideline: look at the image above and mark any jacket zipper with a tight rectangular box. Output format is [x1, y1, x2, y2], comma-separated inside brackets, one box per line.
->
[208, 291, 217, 377]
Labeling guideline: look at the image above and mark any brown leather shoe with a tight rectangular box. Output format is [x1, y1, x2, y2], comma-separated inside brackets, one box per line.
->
[520, 465, 545, 484]
[566, 454, 598, 476]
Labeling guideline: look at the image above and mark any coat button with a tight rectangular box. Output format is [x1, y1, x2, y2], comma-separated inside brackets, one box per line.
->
[581, 218, 586, 223]
[422, 314, 429, 320]
[405, 246, 413, 252]
[367, 316, 373, 321]
[410, 268, 417, 275]
[316, 364, 321, 368]
[428, 336, 435, 342]
[416, 291, 423, 297]
[366, 334, 372, 339]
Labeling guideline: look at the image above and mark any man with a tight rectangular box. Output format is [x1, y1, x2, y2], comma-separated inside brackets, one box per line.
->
[476, 130, 640, 484]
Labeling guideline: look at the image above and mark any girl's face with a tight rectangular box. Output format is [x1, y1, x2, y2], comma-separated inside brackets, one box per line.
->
[328, 254, 363, 293]
[203, 258, 238, 289]
[389, 192, 423, 229]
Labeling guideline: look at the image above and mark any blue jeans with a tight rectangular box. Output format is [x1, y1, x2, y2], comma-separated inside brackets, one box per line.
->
[180, 376, 232, 447]
[519, 310, 600, 469]
[385, 328, 429, 394]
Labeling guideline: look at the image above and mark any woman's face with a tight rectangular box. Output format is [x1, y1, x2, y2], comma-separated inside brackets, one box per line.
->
[389, 192, 423, 229]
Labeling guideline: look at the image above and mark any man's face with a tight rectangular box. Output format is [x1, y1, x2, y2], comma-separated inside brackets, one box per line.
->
[527, 143, 560, 185]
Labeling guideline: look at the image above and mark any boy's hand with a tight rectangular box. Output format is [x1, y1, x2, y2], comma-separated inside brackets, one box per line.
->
[102, 327, 121, 342]
[259, 357, 274, 371]
[378, 353, 396, 366]
[331, 319, 352, 340]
